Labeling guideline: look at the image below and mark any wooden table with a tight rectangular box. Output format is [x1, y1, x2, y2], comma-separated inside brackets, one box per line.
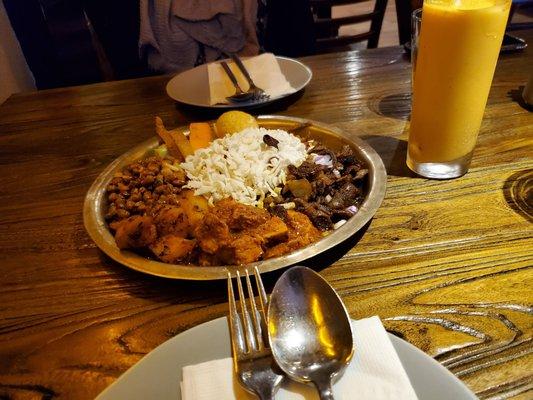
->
[1, 31, 532, 399]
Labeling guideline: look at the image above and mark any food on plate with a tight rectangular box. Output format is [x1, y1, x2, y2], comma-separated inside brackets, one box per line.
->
[215, 110, 259, 137]
[155, 116, 184, 161]
[105, 156, 187, 221]
[181, 126, 307, 206]
[189, 122, 214, 150]
[194, 198, 319, 265]
[105, 112, 368, 266]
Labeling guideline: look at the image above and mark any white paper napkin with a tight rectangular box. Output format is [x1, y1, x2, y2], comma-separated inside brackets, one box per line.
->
[181, 316, 419, 399]
[208, 53, 295, 105]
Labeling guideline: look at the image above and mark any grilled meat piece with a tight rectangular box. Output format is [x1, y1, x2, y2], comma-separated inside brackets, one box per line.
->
[269, 205, 289, 221]
[309, 211, 333, 231]
[251, 216, 289, 245]
[310, 171, 336, 198]
[333, 209, 356, 220]
[293, 200, 333, 231]
[265, 210, 321, 259]
[213, 198, 269, 230]
[194, 212, 231, 254]
[344, 164, 368, 180]
[337, 145, 358, 166]
[194, 199, 290, 265]
[218, 235, 264, 265]
[288, 161, 322, 180]
[329, 182, 360, 209]
[307, 206, 333, 231]
[286, 210, 322, 240]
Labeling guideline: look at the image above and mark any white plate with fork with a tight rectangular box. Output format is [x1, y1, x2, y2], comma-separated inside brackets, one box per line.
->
[165, 56, 312, 109]
[95, 317, 478, 400]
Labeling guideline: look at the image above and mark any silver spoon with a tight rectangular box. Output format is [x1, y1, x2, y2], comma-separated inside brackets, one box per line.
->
[220, 61, 254, 103]
[268, 266, 354, 400]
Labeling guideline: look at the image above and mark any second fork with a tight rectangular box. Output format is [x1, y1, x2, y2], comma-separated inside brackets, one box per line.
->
[228, 268, 284, 400]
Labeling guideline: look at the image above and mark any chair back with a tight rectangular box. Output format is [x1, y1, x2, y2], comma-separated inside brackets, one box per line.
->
[310, 0, 389, 52]
[508, 0, 533, 31]
[394, 0, 422, 46]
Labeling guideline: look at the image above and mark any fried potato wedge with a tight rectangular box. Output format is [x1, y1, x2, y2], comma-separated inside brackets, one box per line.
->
[170, 129, 194, 159]
[178, 189, 209, 231]
[149, 235, 196, 263]
[153, 205, 190, 237]
[155, 116, 184, 161]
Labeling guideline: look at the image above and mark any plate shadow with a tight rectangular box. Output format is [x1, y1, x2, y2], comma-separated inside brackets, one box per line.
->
[368, 92, 412, 121]
[362, 135, 417, 179]
[508, 86, 533, 112]
[173, 90, 306, 121]
[502, 169, 533, 222]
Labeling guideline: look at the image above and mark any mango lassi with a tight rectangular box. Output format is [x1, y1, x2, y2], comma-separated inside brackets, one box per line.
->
[407, 0, 511, 177]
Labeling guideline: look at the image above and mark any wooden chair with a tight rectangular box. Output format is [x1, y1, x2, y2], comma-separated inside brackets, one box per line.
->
[507, 0, 533, 31]
[310, 0, 390, 53]
[4, 0, 150, 90]
[395, 0, 422, 46]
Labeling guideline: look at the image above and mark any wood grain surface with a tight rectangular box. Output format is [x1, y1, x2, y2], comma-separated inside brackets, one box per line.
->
[0, 31, 532, 400]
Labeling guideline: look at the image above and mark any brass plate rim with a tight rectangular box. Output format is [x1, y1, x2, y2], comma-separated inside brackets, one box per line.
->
[83, 115, 387, 280]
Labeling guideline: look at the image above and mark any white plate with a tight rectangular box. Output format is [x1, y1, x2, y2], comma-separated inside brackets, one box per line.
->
[96, 317, 478, 400]
[166, 56, 312, 108]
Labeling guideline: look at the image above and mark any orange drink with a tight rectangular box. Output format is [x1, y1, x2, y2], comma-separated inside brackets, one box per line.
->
[407, 0, 511, 178]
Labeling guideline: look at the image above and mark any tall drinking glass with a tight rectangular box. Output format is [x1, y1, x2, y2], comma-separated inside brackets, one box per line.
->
[407, 0, 512, 179]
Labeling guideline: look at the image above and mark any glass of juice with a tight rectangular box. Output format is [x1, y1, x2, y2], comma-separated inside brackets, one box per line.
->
[407, 0, 512, 179]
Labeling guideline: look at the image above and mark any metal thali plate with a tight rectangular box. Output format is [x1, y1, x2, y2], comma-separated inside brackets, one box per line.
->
[83, 115, 387, 280]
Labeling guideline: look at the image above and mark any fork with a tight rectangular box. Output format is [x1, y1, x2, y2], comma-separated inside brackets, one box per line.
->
[220, 61, 254, 103]
[229, 54, 270, 101]
[227, 267, 284, 399]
